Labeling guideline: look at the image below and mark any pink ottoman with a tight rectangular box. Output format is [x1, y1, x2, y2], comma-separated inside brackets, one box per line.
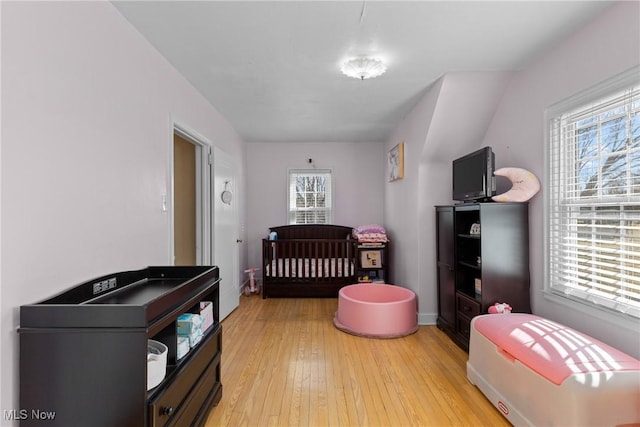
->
[333, 284, 418, 338]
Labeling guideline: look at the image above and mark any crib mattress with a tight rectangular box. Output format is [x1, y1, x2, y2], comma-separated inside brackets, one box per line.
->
[467, 314, 640, 426]
[265, 258, 354, 278]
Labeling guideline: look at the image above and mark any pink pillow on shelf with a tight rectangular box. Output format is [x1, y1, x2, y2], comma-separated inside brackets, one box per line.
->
[353, 224, 388, 242]
[354, 224, 386, 234]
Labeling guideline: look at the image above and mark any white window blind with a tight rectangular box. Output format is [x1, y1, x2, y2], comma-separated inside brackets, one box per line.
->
[547, 76, 640, 319]
[288, 169, 332, 224]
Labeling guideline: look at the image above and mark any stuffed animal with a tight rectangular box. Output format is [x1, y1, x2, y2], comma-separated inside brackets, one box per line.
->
[488, 302, 512, 314]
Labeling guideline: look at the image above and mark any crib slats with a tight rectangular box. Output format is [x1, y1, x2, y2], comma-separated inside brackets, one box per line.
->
[313, 240, 318, 281]
[262, 237, 358, 296]
[294, 240, 299, 279]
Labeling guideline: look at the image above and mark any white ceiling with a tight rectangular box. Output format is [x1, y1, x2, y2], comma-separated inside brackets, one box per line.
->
[112, 1, 612, 143]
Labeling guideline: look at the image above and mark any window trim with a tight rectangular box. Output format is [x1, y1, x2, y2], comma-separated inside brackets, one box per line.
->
[286, 168, 334, 225]
[543, 65, 640, 329]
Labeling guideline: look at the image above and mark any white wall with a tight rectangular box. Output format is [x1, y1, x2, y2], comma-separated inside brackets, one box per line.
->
[1, 1, 246, 414]
[383, 80, 441, 320]
[384, 72, 512, 323]
[482, 1, 640, 357]
[245, 141, 385, 272]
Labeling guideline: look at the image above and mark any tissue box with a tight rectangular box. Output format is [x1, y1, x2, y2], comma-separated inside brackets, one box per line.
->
[176, 336, 190, 360]
[182, 329, 202, 348]
[176, 313, 202, 335]
[199, 301, 214, 332]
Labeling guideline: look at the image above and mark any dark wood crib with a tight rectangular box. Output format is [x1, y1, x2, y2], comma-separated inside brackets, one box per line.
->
[261, 224, 357, 298]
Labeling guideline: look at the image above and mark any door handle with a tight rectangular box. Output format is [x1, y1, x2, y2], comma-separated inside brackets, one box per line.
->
[236, 239, 243, 243]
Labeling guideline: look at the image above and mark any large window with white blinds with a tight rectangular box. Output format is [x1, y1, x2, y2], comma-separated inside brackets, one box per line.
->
[288, 169, 333, 224]
[546, 67, 640, 319]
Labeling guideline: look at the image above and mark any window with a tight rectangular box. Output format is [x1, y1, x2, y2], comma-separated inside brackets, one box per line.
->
[546, 67, 640, 319]
[288, 169, 333, 224]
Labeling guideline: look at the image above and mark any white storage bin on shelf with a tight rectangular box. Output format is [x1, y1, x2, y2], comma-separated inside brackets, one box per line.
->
[147, 340, 168, 390]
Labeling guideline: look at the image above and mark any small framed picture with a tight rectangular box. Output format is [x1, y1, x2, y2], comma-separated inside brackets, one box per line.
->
[388, 143, 404, 182]
[361, 250, 381, 268]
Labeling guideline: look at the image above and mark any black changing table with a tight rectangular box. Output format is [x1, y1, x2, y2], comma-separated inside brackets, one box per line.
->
[19, 266, 222, 427]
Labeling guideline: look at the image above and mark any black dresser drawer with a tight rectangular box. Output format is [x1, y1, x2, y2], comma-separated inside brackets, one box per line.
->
[456, 292, 480, 318]
[456, 313, 473, 339]
[149, 326, 221, 427]
[168, 353, 221, 427]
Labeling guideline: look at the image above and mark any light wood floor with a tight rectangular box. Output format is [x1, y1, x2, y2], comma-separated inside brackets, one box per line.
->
[205, 296, 509, 427]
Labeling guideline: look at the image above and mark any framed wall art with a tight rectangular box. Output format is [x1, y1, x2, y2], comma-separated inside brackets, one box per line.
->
[388, 142, 404, 182]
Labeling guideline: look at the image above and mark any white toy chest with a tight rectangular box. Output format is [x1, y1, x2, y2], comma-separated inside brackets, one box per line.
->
[467, 314, 640, 426]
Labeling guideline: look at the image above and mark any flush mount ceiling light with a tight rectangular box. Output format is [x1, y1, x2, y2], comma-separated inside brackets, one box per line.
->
[341, 57, 386, 80]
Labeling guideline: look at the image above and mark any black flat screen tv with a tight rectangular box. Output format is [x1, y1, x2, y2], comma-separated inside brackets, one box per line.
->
[452, 146, 496, 202]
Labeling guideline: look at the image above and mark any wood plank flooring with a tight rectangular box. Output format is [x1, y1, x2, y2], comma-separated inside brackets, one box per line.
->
[205, 296, 508, 427]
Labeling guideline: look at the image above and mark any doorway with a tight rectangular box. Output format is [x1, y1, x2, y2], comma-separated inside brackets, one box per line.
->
[171, 123, 239, 320]
[173, 134, 197, 265]
[172, 125, 212, 266]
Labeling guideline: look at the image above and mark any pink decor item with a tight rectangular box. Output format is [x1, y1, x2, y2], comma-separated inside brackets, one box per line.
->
[352, 224, 389, 243]
[333, 284, 418, 338]
[487, 302, 512, 314]
[492, 167, 540, 202]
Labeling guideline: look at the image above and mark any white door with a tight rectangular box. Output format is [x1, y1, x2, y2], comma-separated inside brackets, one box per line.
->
[213, 147, 240, 320]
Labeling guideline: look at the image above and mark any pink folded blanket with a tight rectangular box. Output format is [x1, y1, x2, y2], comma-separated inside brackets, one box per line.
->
[353, 224, 388, 243]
